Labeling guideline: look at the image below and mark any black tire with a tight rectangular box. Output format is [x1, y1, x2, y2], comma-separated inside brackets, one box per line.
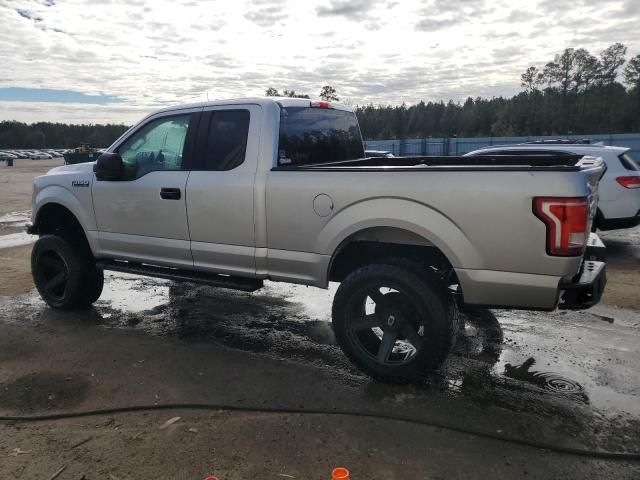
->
[31, 234, 103, 310]
[79, 267, 104, 307]
[378, 257, 462, 342]
[332, 263, 457, 382]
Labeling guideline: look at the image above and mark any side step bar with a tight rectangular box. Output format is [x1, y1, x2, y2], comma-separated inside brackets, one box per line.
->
[97, 260, 264, 292]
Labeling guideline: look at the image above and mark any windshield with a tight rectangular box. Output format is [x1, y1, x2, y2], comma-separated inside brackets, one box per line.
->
[278, 107, 364, 166]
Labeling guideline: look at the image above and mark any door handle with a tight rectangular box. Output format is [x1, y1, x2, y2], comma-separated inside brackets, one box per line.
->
[160, 187, 181, 200]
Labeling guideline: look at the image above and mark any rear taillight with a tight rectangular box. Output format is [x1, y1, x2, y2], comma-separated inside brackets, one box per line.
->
[533, 197, 589, 257]
[616, 176, 640, 188]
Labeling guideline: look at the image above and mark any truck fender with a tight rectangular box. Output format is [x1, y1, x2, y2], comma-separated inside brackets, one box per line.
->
[316, 198, 483, 270]
[33, 185, 100, 255]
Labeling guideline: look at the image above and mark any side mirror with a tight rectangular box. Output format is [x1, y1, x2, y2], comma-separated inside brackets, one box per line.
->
[94, 152, 124, 181]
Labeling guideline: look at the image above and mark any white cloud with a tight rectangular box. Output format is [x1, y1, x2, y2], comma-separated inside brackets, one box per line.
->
[1, 0, 638, 124]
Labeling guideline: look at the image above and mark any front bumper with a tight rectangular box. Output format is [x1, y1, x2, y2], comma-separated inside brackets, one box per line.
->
[558, 234, 607, 310]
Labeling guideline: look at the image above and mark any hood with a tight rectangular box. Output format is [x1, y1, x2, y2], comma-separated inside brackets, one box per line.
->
[46, 161, 96, 175]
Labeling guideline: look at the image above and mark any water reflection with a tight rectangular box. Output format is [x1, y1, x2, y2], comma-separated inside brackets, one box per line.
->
[505, 357, 589, 403]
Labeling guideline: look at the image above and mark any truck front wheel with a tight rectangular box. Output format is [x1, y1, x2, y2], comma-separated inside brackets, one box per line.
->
[31, 234, 103, 310]
[332, 263, 456, 382]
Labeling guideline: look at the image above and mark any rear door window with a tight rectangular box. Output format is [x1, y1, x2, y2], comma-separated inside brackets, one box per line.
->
[618, 152, 640, 171]
[278, 107, 364, 166]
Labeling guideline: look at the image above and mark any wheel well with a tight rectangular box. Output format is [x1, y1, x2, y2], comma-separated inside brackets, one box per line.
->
[328, 228, 454, 283]
[34, 203, 91, 252]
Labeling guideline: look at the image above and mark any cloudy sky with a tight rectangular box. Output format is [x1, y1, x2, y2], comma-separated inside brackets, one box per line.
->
[1, 0, 638, 124]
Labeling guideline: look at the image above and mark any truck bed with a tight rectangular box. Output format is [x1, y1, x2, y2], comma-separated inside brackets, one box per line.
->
[273, 154, 599, 172]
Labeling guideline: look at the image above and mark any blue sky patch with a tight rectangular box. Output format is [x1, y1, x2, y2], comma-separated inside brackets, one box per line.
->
[0, 88, 124, 104]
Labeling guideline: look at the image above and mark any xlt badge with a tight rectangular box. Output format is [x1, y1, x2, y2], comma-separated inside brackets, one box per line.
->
[72, 180, 90, 187]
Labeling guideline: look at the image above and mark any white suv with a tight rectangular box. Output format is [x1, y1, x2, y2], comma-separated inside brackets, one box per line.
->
[466, 142, 640, 231]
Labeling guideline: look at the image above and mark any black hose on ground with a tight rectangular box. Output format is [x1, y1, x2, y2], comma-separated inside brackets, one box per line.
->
[1, 403, 639, 461]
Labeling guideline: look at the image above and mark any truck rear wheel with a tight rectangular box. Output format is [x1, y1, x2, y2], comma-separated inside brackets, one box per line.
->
[31, 234, 103, 310]
[332, 263, 456, 382]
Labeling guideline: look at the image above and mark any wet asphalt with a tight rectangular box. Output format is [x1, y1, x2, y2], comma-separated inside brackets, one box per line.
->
[0, 271, 638, 458]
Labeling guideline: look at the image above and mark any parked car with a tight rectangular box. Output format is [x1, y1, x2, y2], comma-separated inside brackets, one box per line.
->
[365, 150, 395, 158]
[30, 152, 53, 160]
[27, 97, 607, 381]
[0, 151, 17, 160]
[465, 141, 640, 230]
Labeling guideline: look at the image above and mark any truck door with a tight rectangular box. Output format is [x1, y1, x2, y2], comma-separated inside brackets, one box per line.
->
[92, 110, 200, 269]
[185, 104, 262, 276]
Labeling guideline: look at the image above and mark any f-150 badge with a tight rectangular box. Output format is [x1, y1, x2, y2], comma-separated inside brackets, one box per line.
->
[72, 180, 90, 187]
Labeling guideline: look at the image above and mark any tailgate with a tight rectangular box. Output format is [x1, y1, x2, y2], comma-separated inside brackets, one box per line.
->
[576, 156, 606, 230]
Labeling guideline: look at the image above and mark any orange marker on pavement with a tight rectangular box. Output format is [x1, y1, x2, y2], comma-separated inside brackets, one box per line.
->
[332, 467, 350, 480]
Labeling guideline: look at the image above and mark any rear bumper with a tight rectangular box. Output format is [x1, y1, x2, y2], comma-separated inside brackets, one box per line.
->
[598, 209, 640, 231]
[456, 268, 564, 311]
[456, 233, 607, 311]
[558, 260, 606, 310]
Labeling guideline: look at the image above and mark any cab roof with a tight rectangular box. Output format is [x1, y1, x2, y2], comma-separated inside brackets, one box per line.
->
[151, 96, 354, 116]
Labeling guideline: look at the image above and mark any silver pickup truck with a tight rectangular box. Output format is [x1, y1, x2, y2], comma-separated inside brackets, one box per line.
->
[28, 97, 607, 381]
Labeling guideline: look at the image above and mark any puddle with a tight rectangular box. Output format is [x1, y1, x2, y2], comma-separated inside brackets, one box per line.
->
[0, 372, 90, 413]
[97, 272, 170, 313]
[0, 210, 31, 227]
[0, 231, 36, 249]
[493, 308, 640, 416]
[0, 210, 35, 249]
[91, 275, 347, 369]
[504, 357, 587, 398]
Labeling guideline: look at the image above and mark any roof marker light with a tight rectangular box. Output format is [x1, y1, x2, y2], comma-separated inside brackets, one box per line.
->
[311, 101, 331, 108]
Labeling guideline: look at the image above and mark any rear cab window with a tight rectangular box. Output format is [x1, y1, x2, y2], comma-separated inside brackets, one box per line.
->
[278, 106, 364, 166]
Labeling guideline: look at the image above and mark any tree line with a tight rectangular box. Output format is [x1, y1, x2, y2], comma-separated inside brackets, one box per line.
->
[357, 43, 640, 139]
[2, 43, 639, 148]
[0, 121, 129, 149]
[0, 86, 341, 149]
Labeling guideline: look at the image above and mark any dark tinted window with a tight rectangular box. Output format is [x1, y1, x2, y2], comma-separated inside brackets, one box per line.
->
[619, 152, 640, 171]
[278, 107, 364, 166]
[204, 110, 249, 171]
